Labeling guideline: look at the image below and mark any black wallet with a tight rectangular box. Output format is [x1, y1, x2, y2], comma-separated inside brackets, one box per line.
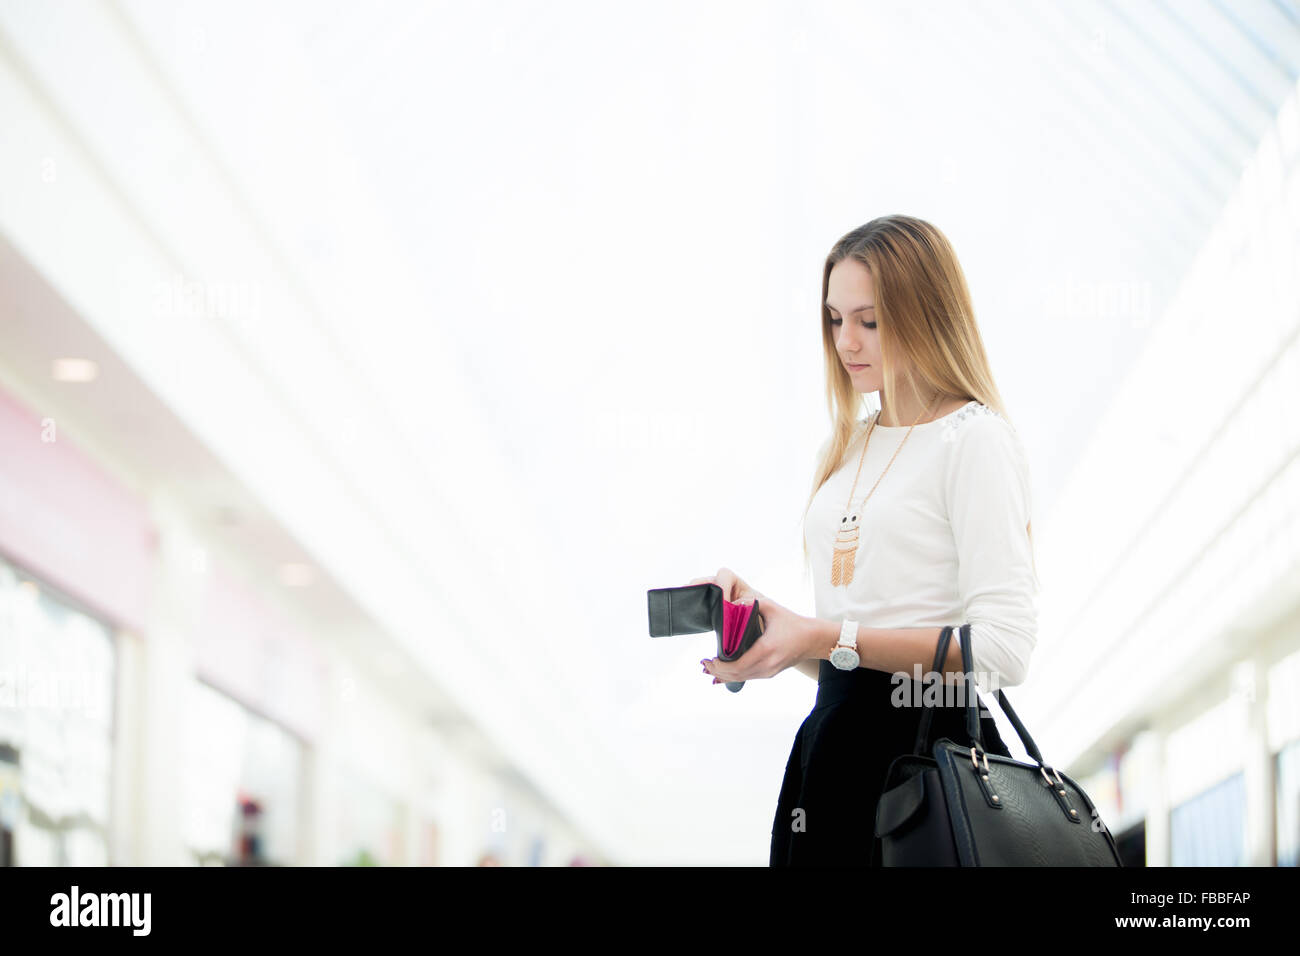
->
[646, 583, 766, 692]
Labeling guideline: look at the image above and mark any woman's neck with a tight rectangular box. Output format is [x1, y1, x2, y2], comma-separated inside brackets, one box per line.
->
[878, 392, 964, 426]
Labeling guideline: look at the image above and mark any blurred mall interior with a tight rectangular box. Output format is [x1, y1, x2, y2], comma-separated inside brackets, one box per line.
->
[0, 239, 599, 864]
[2, 1, 1300, 866]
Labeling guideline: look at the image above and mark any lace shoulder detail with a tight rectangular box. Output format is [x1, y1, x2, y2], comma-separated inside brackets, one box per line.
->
[939, 401, 1003, 443]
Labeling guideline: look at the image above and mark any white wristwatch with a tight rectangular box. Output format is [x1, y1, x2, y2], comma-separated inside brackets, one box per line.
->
[829, 618, 861, 670]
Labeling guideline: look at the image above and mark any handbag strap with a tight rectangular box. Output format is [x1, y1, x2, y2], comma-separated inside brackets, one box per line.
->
[989, 677, 1045, 763]
[910, 625, 954, 755]
[958, 624, 988, 751]
[912, 623, 1051, 766]
[957, 623, 1051, 765]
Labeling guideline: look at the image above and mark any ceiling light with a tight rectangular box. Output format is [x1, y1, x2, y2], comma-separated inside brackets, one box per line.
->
[279, 563, 313, 587]
[52, 358, 98, 382]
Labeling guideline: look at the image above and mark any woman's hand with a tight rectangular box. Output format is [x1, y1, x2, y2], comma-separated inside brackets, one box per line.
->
[685, 566, 756, 605]
[686, 567, 818, 684]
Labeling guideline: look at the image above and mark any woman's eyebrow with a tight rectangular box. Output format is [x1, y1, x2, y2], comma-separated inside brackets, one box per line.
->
[825, 303, 875, 313]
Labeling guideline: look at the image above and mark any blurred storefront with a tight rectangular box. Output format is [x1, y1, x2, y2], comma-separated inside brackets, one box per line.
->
[0, 553, 116, 865]
[0, 370, 599, 865]
[183, 678, 306, 866]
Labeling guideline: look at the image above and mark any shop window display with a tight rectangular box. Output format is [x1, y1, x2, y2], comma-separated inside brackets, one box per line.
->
[0, 555, 115, 866]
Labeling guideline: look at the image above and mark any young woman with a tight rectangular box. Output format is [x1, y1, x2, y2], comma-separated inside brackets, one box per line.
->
[692, 214, 1039, 866]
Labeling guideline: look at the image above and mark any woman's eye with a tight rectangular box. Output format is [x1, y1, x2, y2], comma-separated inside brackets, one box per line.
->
[829, 317, 842, 326]
[864, 321, 877, 329]
[829, 316, 876, 330]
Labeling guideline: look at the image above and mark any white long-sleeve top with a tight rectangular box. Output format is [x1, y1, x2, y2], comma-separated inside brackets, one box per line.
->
[803, 400, 1039, 691]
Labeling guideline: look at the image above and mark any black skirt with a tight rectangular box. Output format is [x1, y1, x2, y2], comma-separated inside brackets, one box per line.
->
[769, 659, 1013, 867]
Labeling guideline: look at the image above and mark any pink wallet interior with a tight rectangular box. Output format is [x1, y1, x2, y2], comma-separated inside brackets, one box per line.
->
[720, 598, 754, 656]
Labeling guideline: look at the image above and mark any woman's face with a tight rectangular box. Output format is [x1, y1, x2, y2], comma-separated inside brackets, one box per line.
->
[826, 257, 885, 393]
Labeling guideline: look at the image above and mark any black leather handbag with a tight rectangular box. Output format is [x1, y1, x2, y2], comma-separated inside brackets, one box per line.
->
[646, 583, 766, 692]
[872, 624, 1123, 866]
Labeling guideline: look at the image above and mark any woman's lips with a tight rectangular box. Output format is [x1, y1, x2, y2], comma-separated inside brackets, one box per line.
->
[847, 363, 869, 371]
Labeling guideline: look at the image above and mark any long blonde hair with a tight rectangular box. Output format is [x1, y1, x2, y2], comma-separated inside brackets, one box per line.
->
[801, 214, 1035, 575]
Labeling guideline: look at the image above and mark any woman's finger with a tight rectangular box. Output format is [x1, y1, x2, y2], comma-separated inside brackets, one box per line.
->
[715, 567, 741, 603]
[729, 572, 756, 605]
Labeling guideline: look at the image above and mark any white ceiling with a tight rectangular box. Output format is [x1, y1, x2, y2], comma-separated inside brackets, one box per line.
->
[2, 0, 1298, 863]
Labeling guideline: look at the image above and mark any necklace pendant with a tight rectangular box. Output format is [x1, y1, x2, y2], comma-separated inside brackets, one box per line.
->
[831, 512, 861, 587]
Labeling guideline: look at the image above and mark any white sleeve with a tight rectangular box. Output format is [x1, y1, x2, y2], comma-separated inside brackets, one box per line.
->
[943, 413, 1038, 692]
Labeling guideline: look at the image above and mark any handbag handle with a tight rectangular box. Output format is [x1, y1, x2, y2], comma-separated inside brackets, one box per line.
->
[909, 629, 987, 754]
[910, 625, 955, 755]
[961, 624, 1050, 764]
[912, 624, 1050, 767]
[958, 623, 1052, 764]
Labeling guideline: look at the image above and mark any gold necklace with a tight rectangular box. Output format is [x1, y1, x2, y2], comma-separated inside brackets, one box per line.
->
[830, 393, 942, 587]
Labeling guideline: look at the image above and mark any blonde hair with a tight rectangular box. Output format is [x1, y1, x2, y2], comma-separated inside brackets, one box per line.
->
[802, 214, 1035, 575]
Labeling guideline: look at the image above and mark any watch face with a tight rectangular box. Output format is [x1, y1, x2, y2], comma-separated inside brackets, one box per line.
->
[830, 648, 859, 670]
